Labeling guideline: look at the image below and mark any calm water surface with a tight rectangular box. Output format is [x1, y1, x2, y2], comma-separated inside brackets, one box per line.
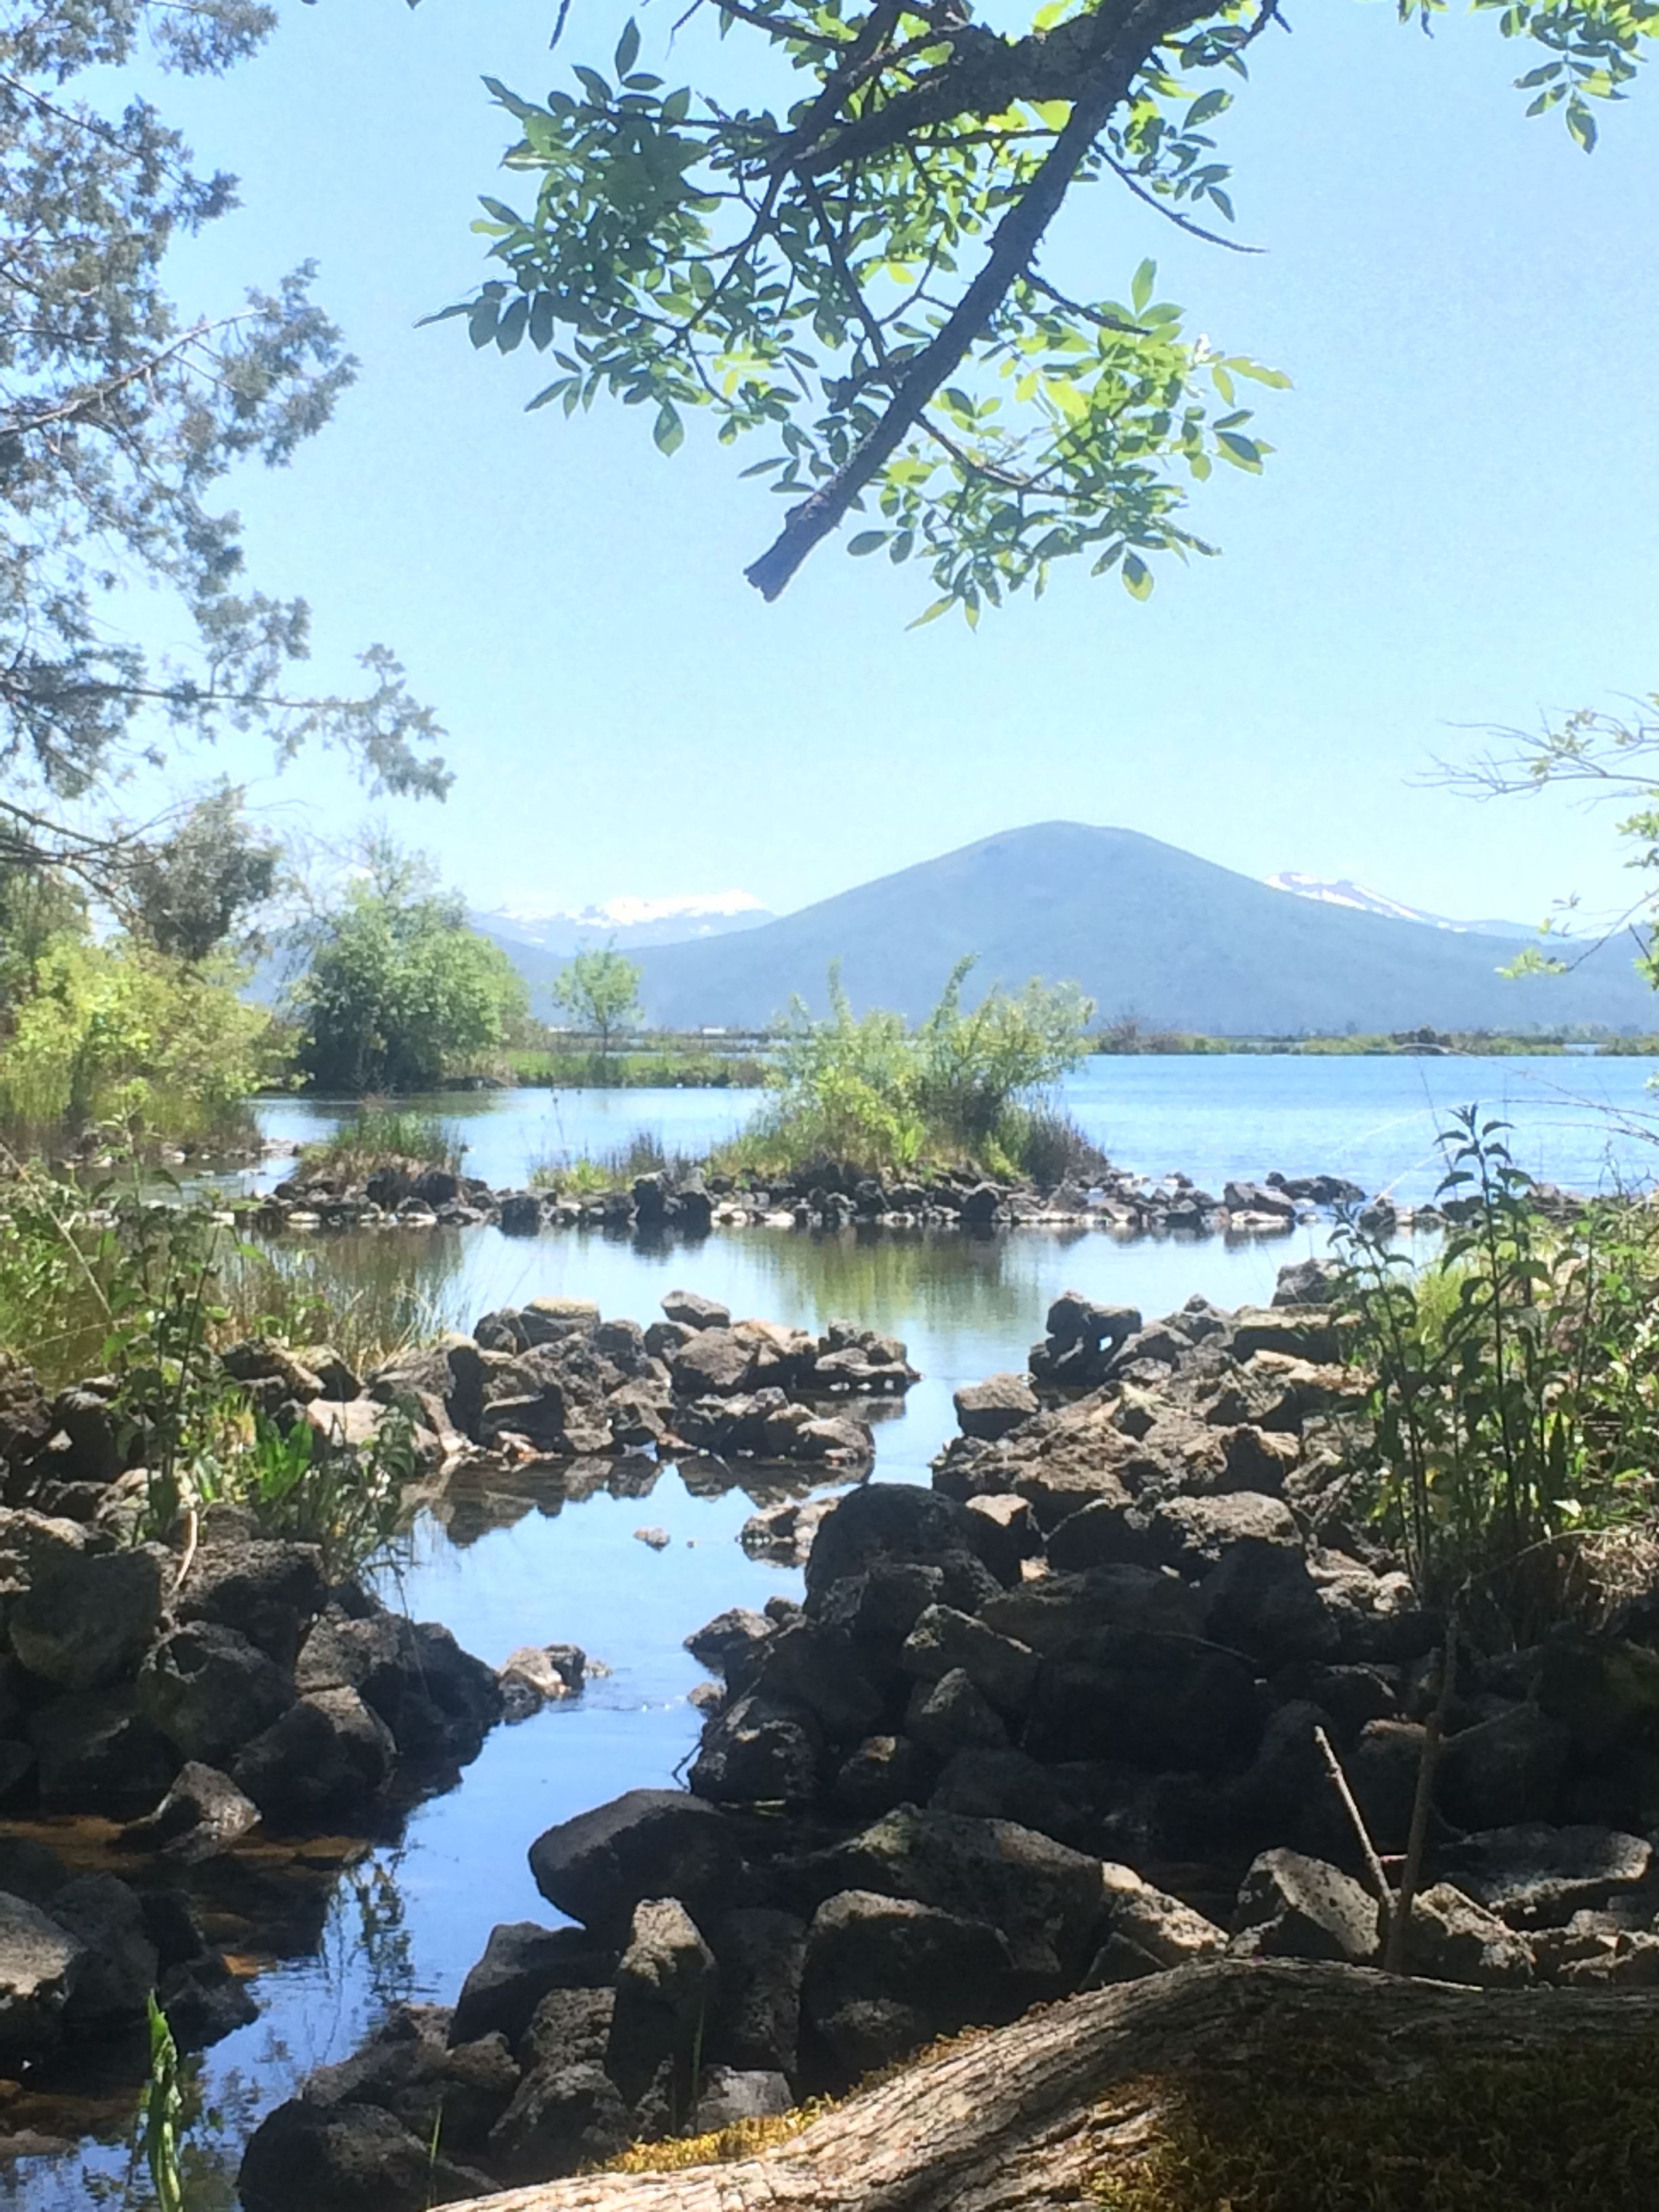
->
[242, 1052, 1659, 1206]
[19, 1054, 1659, 2205]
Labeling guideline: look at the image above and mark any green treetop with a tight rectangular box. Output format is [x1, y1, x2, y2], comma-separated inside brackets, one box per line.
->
[435, 0, 1654, 621]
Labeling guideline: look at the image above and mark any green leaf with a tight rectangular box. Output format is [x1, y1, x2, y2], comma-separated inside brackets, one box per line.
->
[1216, 430, 1262, 470]
[1131, 259, 1156, 315]
[573, 65, 612, 105]
[529, 292, 556, 349]
[1122, 551, 1154, 599]
[1184, 89, 1230, 128]
[496, 296, 529, 351]
[615, 19, 642, 77]
[847, 530, 887, 555]
[467, 297, 500, 348]
[653, 402, 684, 454]
[1566, 96, 1598, 151]
[907, 596, 954, 629]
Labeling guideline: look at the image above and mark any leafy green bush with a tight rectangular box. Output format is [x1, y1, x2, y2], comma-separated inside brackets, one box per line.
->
[1335, 1107, 1659, 1642]
[731, 959, 1095, 1178]
[0, 935, 275, 1151]
[292, 858, 528, 1093]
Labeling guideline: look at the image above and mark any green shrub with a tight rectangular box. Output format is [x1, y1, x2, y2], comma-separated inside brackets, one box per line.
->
[0, 935, 274, 1152]
[299, 1107, 462, 1183]
[736, 959, 1095, 1178]
[1335, 1106, 1659, 1642]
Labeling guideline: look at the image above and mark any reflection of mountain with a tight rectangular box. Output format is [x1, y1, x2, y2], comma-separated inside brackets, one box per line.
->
[617, 824, 1651, 1036]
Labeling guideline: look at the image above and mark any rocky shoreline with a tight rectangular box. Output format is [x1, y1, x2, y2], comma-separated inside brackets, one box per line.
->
[238, 1159, 1418, 1242]
[0, 1292, 924, 2104]
[234, 1265, 1659, 2208]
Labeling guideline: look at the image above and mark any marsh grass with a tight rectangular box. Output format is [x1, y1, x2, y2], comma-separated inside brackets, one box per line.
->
[528, 1130, 698, 1195]
[298, 1106, 462, 1184]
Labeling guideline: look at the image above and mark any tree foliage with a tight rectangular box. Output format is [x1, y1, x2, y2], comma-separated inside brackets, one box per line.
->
[126, 784, 281, 963]
[437, 0, 1655, 620]
[293, 849, 529, 1093]
[0, 0, 449, 899]
[551, 938, 643, 1058]
[0, 934, 276, 1147]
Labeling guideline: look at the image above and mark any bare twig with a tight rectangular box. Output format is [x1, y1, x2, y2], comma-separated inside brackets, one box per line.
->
[1385, 1613, 1458, 1975]
[1313, 1723, 1394, 1949]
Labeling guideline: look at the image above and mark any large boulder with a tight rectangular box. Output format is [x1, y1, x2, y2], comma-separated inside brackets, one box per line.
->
[1406, 1883, 1534, 1988]
[804, 1806, 1103, 1985]
[900, 1605, 1039, 1716]
[449, 1923, 610, 2049]
[953, 1375, 1039, 1443]
[981, 1565, 1205, 1651]
[0, 1890, 83, 2065]
[528, 1789, 742, 1940]
[1024, 1627, 1260, 1773]
[607, 1896, 718, 2101]
[1231, 1847, 1380, 1965]
[1091, 1864, 1227, 1980]
[801, 1890, 1014, 2075]
[689, 1691, 823, 1806]
[239, 2098, 491, 2212]
[232, 1690, 396, 1823]
[662, 1291, 730, 1332]
[805, 1484, 1014, 1596]
[52, 1872, 158, 2026]
[670, 1330, 757, 1397]
[138, 1622, 296, 1767]
[1438, 1824, 1653, 1927]
[118, 1760, 260, 1863]
[708, 1908, 807, 2075]
[29, 1686, 178, 1814]
[176, 1539, 327, 1666]
[9, 1546, 164, 1690]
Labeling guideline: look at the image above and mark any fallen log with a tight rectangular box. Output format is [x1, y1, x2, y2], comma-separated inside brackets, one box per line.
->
[449, 1958, 1659, 2212]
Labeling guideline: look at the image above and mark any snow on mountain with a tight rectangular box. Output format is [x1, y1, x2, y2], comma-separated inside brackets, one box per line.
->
[1266, 873, 1535, 941]
[470, 889, 774, 959]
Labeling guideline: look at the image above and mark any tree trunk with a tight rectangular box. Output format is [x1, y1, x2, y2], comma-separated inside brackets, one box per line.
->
[449, 1959, 1659, 2212]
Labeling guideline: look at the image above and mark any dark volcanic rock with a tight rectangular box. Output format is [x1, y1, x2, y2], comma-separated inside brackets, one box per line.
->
[29, 1687, 178, 1814]
[528, 1789, 742, 1940]
[239, 2097, 491, 2212]
[10, 1546, 164, 1690]
[177, 1539, 327, 1666]
[689, 1691, 823, 1806]
[801, 1889, 1014, 2075]
[0, 1890, 83, 2064]
[232, 1690, 396, 1823]
[138, 1623, 296, 1766]
[1439, 1824, 1653, 1927]
[1231, 1847, 1380, 1965]
[953, 1374, 1039, 1442]
[450, 1923, 611, 2048]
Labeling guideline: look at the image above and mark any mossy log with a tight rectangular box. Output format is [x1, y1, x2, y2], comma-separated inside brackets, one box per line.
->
[451, 1959, 1659, 2212]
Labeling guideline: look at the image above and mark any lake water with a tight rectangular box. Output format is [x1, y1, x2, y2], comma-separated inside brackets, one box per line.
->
[243, 1051, 1659, 1207]
[19, 1052, 1659, 2206]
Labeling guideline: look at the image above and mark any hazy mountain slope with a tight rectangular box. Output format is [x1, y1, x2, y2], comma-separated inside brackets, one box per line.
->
[624, 823, 1653, 1035]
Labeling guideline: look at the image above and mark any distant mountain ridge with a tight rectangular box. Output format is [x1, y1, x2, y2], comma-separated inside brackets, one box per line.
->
[1266, 872, 1534, 941]
[603, 823, 1653, 1037]
[473, 890, 772, 960]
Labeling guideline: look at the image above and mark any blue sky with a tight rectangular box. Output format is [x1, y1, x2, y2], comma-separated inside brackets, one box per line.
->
[133, 0, 1659, 928]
